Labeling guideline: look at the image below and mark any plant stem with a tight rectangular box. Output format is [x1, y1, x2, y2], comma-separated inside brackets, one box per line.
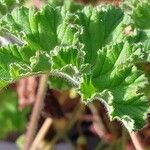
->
[24, 74, 48, 150]
[122, 127, 127, 150]
[67, 102, 85, 130]
[129, 132, 144, 150]
[49, 71, 79, 87]
[30, 117, 53, 150]
[50, 102, 85, 147]
[88, 103, 107, 139]
[5, 71, 79, 89]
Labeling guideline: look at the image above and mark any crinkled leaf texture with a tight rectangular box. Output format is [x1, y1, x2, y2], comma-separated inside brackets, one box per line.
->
[0, 45, 51, 88]
[79, 42, 149, 131]
[0, 0, 150, 131]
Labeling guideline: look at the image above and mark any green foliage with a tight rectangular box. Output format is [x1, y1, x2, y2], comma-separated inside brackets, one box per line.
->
[131, 0, 150, 51]
[0, 0, 25, 16]
[0, 88, 28, 139]
[74, 5, 124, 64]
[0, 45, 52, 88]
[0, 0, 150, 131]
[79, 42, 149, 131]
[132, 1, 150, 29]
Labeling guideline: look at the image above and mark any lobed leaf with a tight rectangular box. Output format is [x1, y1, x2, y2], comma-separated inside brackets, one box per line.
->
[0, 45, 51, 88]
[0, 5, 81, 50]
[74, 5, 124, 64]
[79, 42, 149, 131]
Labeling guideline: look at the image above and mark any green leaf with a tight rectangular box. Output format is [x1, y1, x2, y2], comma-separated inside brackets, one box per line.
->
[75, 5, 124, 64]
[0, 0, 25, 16]
[0, 1, 149, 131]
[0, 45, 51, 87]
[52, 46, 82, 70]
[79, 74, 96, 100]
[79, 42, 149, 131]
[0, 5, 80, 50]
[127, 0, 150, 52]
[132, 2, 150, 30]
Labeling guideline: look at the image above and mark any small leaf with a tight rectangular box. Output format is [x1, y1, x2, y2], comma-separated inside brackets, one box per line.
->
[52, 45, 84, 70]
[79, 74, 96, 101]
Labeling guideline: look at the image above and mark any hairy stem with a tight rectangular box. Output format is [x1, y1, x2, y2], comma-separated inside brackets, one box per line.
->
[1, 70, 79, 90]
[30, 118, 53, 150]
[24, 74, 48, 150]
[49, 71, 79, 87]
[24, 2, 46, 149]
[130, 132, 144, 150]
[88, 103, 107, 139]
[122, 127, 127, 150]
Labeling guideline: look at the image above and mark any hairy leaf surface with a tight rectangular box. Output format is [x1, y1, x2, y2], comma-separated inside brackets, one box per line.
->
[0, 0, 149, 131]
[75, 5, 124, 64]
[0, 45, 51, 88]
[79, 42, 149, 131]
[0, 5, 80, 50]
